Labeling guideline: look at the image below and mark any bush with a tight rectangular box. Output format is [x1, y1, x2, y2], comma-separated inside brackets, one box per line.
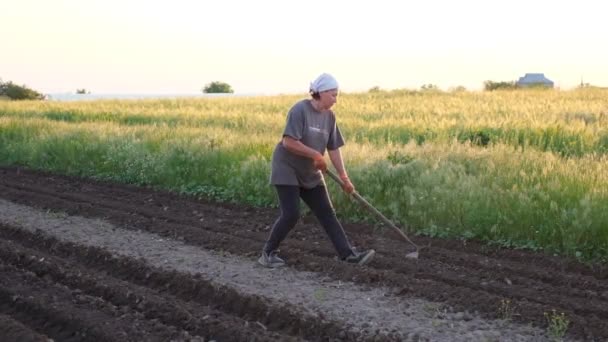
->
[0, 79, 45, 100]
[420, 84, 440, 91]
[484, 80, 517, 91]
[202, 81, 234, 94]
[450, 86, 467, 92]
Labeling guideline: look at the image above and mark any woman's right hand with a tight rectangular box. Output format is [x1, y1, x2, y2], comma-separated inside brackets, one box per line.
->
[312, 153, 328, 172]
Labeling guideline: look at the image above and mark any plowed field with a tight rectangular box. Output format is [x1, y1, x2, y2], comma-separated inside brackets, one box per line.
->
[1, 166, 606, 341]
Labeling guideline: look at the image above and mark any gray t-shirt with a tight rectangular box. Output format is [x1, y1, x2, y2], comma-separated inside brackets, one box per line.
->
[270, 99, 345, 188]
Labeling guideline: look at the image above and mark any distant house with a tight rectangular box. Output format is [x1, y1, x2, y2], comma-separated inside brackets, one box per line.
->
[516, 73, 554, 88]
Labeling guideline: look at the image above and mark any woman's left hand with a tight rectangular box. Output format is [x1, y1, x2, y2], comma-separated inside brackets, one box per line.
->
[340, 174, 355, 194]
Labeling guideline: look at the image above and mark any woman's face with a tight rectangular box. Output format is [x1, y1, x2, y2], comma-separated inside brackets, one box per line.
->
[318, 89, 338, 110]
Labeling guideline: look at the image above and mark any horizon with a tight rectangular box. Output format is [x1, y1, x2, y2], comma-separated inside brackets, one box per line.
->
[2, 0, 607, 95]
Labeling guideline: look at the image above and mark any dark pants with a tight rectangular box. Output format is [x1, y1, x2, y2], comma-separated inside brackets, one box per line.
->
[263, 185, 353, 259]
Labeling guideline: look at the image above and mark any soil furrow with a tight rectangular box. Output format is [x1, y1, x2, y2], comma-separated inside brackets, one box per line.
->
[0, 223, 364, 342]
[0, 236, 298, 342]
[2, 180, 607, 327]
[3, 168, 606, 288]
[2, 171, 606, 293]
[0, 313, 50, 342]
[0, 263, 194, 342]
[0, 201, 556, 341]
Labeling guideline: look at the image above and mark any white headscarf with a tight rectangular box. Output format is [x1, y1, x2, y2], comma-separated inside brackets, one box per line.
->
[309, 73, 339, 93]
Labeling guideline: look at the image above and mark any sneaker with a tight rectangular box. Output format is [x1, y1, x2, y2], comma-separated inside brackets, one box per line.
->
[344, 249, 375, 265]
[258, 250, 286, 268]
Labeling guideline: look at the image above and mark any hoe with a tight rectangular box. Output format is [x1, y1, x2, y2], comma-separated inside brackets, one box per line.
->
[326, 170, 420, 259]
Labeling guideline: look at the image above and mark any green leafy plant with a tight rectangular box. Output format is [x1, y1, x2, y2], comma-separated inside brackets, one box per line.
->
[544, 310, 570, 341]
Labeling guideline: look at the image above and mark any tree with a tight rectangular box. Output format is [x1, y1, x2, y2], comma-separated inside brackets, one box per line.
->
[0, 79, 45, 100]
[202, 81, 234, 94]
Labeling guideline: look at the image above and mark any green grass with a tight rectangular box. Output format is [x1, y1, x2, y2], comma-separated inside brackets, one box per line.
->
[1, 88, 607, 261]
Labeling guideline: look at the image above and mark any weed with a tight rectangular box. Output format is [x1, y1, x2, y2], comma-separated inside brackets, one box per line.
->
[498, 299, 514, 321]
[422, 303, 445, 318]
[544, 309, 570, 341]
[313, 288, 327, 302]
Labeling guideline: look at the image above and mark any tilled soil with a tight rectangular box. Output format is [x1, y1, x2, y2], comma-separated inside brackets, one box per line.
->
[0, 166, 606, 341]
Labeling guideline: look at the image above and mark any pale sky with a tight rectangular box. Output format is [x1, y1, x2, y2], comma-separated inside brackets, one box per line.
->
[2, 0, 607, 95]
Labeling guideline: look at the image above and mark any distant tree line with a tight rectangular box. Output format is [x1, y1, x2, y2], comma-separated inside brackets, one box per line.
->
[483, 80, 562, 91]
[368, 81, 561, 93]
[0, 79, 45, 100]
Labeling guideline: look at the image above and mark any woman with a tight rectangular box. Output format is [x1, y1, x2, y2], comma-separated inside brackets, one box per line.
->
[258, 73, 375, 268]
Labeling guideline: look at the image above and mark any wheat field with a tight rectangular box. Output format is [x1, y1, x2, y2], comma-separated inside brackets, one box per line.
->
[1, 88, 607, 260]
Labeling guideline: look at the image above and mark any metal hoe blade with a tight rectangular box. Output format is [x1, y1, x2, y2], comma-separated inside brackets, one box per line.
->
[405, 251, 419, 259]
